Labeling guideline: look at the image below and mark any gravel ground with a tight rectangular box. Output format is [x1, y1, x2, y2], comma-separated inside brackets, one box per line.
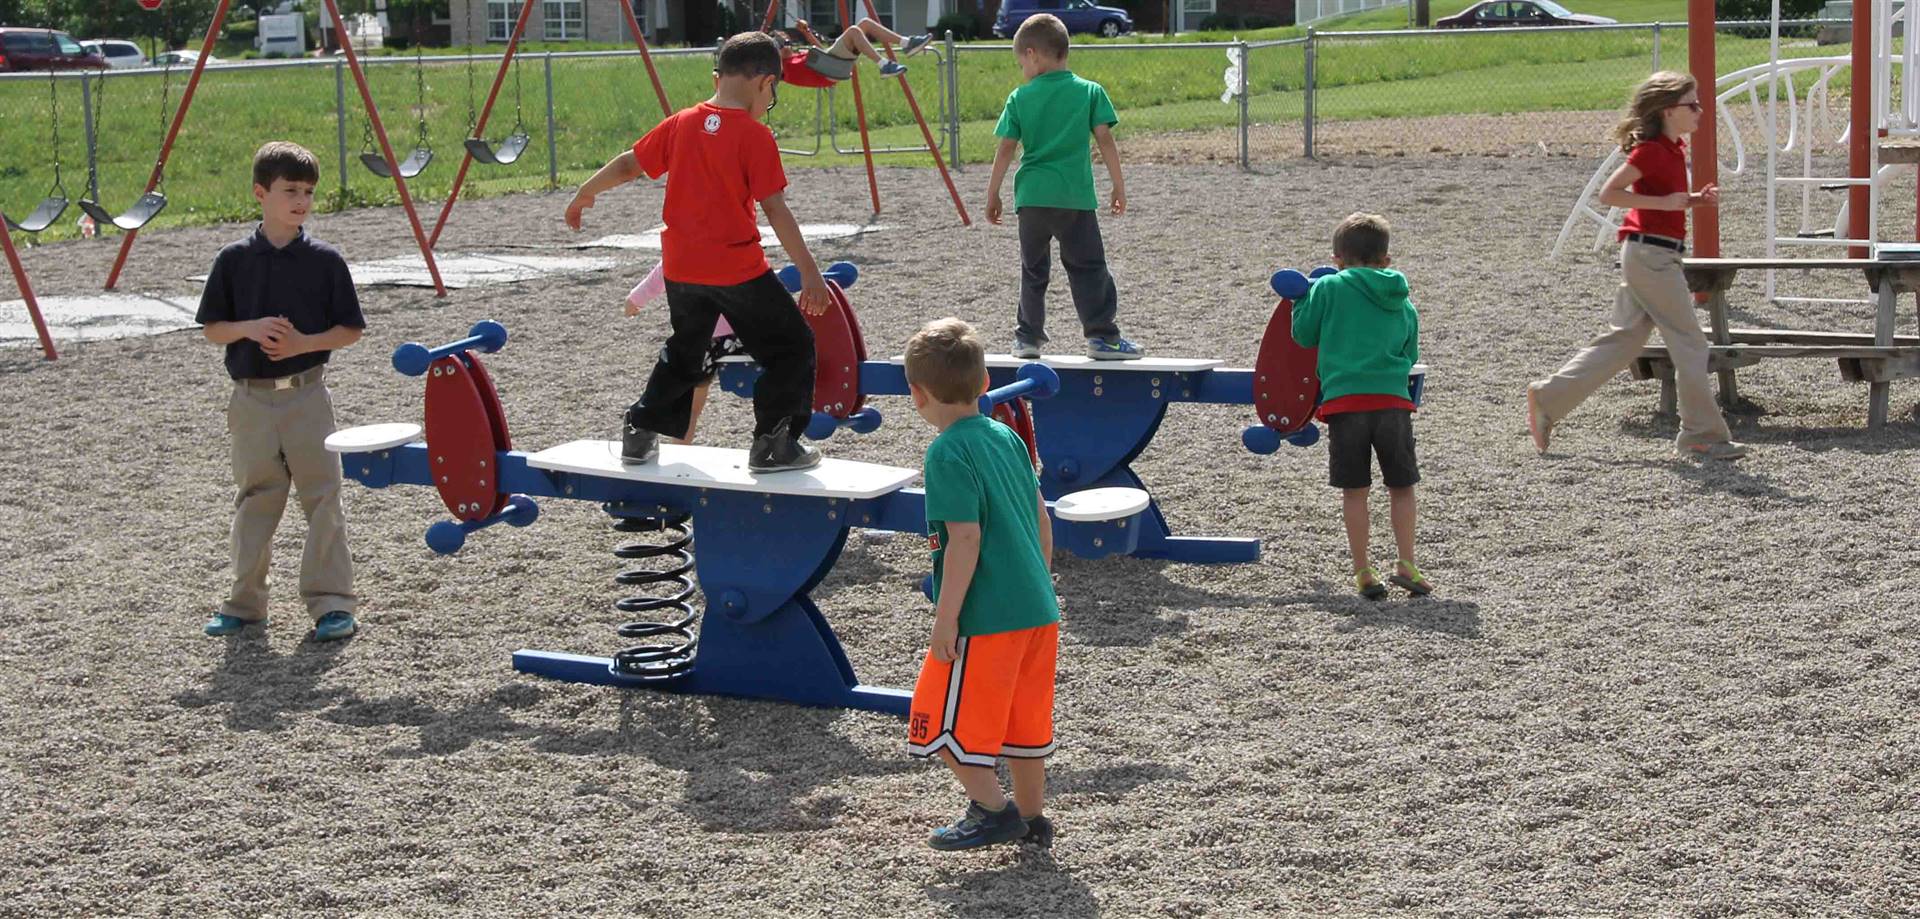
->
[2, 153, 1918, 918]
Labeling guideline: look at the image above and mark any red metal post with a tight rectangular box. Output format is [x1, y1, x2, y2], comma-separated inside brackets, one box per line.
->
[103, 0, 235, 291]
[1, 220, 57, 360]
[615, 0, 674, 117]
[322, 0, 448, 296]
[1687, 0, 1717, 260]
[428, 0, 539, 249]
[1851, 0, 1873, 256]
[852, 0, 972, 225]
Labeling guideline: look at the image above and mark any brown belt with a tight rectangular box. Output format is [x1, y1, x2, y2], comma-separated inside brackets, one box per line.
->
[241, 366, 325, 391]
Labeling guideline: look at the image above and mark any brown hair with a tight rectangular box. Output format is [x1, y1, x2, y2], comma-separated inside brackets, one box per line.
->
[1333, 212, 1390, 265]
[252, 141, 319, 190]
[1014, 13, 1070, 60]
[1613, 70, 1696, 152]
[904, 317, 988, 405]
[716, 31, 782, 78]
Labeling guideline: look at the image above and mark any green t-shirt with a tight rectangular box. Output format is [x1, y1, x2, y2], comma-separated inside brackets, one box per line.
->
[993, 70, 1118, 211]
[924, 414, 1060, 637]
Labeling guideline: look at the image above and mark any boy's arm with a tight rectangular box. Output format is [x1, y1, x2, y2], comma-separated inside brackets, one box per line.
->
[1092, 124, 1126, 216]
[1406, 307, 1420, 365]
[929, 522, 982, 662]
[1291, 283, 1323, 348]
[565, 151, 645, 230]
[985, 138, 1020, 225]
[1035, 488, 1053, 573]
[262, 324, 362, 362]
[203, 318, 291, 347]
[761, 193, 830, 316]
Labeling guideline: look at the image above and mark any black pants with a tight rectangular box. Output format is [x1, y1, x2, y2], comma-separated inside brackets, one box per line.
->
[628, 270, 814, 440]
[1017, 206, 1120, 344]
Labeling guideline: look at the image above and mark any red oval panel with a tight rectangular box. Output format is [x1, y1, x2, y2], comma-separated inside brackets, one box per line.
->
[424, 355, 503, 522]
[1252, 298, 1319, 436]
[808, 280, 867, 419]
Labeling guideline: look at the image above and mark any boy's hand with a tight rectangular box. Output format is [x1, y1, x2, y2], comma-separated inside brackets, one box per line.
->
[929, 615, 960, 663]
[797, 275, 831, 316]
[564, 193, 594, 230]
[1690, 184, 1719, 209]
[1110, 188, 1127, 216]
[624, 301, 642, 318]
[261, 328, 309, 361]
[986, 194, 1004, 226]
[1659, 191, 1691, 211]
[247, 316, 294, 346]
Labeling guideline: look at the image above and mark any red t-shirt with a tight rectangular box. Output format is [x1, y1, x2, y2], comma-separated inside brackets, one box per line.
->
[1319, 394, 1416, 419]
[1617, 135, 1688, 243]
[783, 50, 837, 89]
[632, 102, 787, 286]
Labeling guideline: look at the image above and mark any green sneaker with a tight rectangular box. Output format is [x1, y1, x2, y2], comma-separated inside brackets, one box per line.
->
[1355, 567, 1387, 600]
[928, 800, 1027, 851]
[312, 611, 357, 641]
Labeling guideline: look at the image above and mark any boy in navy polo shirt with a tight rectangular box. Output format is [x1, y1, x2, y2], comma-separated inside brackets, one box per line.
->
[196, 142, 364, 641]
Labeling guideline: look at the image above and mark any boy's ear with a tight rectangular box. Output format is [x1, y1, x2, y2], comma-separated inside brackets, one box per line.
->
[978, 371, 992, 396]
[252, 183, 269, 203]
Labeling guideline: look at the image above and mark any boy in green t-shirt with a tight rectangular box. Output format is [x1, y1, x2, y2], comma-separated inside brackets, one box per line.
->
[985, 13, 1142, 361]
[904, 317, 1063, 852]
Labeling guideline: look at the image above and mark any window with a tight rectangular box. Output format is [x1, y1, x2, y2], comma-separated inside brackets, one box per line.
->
[867, 0, 894, 28]
[544, 0, 584, 39]
[487, 0, 516, 40]
[629, 0, 648, 36]
[1180, 0, 1213, 27]
[55, 33, 85, 55]
[808, 0, 839, 34]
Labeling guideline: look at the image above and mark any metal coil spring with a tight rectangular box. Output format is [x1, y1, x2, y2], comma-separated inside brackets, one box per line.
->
[609, 512, 699, 680]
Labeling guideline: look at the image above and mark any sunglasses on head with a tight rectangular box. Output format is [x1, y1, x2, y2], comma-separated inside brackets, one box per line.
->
[1671, 101, 1703, 112]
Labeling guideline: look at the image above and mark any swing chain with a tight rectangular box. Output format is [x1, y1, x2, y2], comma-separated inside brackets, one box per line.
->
[413, 32, 431, 151]
[46, 70, 66, 195]
[83, 68, 104, 195]
[153, 57, 173, 192]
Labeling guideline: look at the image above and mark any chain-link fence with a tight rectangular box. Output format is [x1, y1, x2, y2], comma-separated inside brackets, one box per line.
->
[0, 19, 1863, 238]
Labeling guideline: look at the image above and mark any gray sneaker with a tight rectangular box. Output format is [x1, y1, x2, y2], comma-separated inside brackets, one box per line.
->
[879, 59, 907, 78]
[749, 418, 822, 472]
[1012, 339, 1042, 360]
[1681, 440, 1750, 460]
[901, 34, 934, 57]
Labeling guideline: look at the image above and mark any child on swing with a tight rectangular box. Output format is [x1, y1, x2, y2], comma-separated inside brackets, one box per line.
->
[780, 18, 933, 85]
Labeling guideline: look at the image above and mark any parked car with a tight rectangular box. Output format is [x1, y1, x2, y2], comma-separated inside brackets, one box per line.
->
[994, 0, 1134, 39]
[0, 27, 107, 72]
[150, 49, 224, 67]
[81, 39, 147, 69]
[1435, 0, 1616, 28]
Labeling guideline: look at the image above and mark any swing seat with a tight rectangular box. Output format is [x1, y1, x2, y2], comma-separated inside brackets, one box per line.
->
[76, 191, 168, 232]
[465, 131, 531, 166]
[4, 195, 68, 234]
[362, 147, 433, 179]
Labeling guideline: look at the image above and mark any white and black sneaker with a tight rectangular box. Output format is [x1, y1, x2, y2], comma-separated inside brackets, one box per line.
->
[621, 421, 660, 465]
[902, 34, 934, 57]
[748, 418, 822, 473]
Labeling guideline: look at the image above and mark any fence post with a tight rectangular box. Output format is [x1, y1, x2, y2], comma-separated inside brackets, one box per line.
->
[334, 57, 348, 201]
[1652, 21, 1662, 72]
[1304, 28, 1317, 159]
[946, 31, 961, 171]
[545, 51, 558, 189]
[1237, 39, 1250, 170]
[81, 73, 98, 202]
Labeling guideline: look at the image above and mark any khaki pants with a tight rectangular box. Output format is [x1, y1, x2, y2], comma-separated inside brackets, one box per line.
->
[1533, 240, 1732, 449]
[221, 371, 355, 622]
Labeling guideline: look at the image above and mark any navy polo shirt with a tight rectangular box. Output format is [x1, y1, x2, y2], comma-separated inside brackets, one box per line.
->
[195, 226, 365, 381]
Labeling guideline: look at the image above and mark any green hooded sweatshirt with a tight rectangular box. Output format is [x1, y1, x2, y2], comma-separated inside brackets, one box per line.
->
[1290, 267, 1420, 402]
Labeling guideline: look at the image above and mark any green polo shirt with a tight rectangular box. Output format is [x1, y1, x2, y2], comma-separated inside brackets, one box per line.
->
[993, 69, 1118, 211]
[924, 414, 1060, 638]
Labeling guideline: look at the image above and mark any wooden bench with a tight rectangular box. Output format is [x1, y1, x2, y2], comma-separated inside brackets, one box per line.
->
[1634, 259, 1920, 427]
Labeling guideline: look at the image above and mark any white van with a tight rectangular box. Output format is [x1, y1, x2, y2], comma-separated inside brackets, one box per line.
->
[81, 39, 146, 68]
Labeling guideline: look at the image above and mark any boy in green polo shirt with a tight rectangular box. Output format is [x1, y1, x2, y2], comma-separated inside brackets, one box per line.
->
[904, 317, 1063, 852]
[985, 13, 1142, 361]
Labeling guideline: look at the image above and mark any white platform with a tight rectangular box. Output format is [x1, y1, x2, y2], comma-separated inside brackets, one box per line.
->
[890, 353, 1225, 373]
[526, 440, 916, 500]
[190, 253, 618, 290]
[569, 223, 885, 251]
[0, 292, 200, 348]
[1053, 487, 1151, 522]
[325, 423, 423, 453]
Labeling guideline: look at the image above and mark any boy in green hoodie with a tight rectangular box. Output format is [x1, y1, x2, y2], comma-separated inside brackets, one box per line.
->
[1291, 212, 1431, 599]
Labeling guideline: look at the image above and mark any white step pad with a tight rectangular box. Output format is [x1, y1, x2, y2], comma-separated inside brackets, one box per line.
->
[527, 440, 916, 500]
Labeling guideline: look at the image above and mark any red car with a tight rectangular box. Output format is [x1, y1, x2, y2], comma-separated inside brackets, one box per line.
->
[1435, 0, 1617, 28]
[0, 27, 108, 72]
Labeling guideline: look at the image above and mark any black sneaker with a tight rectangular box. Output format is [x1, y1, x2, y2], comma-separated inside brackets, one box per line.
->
[621, 421, 660, 465]
[1021, 813, 1055, 849]
[748, 418, 821, 473]
[928, 800, 1028, 851]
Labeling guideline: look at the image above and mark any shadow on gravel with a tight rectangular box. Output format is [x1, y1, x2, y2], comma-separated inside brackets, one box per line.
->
[924, 853, 1099, 919]
[172, 632, 352, 732]
[1054, 559, 1269, 650]
[1270, 582, 1483, 638]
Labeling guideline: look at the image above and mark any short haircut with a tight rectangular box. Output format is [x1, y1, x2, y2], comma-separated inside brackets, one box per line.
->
[716, 31, 782, 78]
[252, 141, 319, 190]
[1333, 212, 1391, 265]
[904, 317, 987, 405]
[1014, 14, 1069, 59]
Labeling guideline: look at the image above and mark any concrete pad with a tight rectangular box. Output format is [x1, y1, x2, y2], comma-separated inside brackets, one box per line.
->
[0, 292, 199, 348]
[192, 252, 619, 290]
[569, 223, 886, 251]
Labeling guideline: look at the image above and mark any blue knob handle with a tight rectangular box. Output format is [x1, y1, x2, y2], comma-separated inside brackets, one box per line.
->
[804, 406, 884, 440]
[394, 320, 508, 376]
[1242, 425, 1281, 455]
[1270, 268, 1309, 301]
[776, 261, 858, 293]
[978, 362, 1061, 415]
[423, 495, 539, 554]
[1309, 265, 1338, 280]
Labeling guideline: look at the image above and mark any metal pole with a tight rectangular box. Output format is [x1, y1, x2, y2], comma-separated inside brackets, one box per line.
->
[946, 31, 960, 170]
[334, 57, 348, 199]
[1237, 40, 1249, 170]
[545, 51, 558, 189]
[1304, 28, 1316, 159]
[1, 218, 56, 360]
[1651, 21, 1661, 72]
[81, 73, 97, 202]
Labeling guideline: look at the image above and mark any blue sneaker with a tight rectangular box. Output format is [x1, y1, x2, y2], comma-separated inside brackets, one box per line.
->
[1022, 813, 1055, 849]
[928, 800, 1028, 851]
[1087, 337, 1145, 360]
[1012, 338, 1042, 360]
[203, 613, 258, 637]
[312, 611, 357, 641]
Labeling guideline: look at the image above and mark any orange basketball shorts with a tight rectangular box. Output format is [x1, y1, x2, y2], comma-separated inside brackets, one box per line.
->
[907, 623, 1058, 766]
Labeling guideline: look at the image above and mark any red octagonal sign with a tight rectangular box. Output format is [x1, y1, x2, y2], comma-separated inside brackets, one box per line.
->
[136, 0, 162, 10]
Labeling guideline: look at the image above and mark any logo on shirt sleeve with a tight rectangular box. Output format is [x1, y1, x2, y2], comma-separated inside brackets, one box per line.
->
[928, 532, 941, 551]
[703, 113, 722, 134]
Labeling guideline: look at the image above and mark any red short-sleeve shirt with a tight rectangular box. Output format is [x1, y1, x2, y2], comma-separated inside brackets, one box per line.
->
[1617, 135, 1688, 243]
[632, 102, 788, 286]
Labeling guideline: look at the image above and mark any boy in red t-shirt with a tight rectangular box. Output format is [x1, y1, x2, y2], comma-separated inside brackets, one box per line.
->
[566, 32, 832, 473]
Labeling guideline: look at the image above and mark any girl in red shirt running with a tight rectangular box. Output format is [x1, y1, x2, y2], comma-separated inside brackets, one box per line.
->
[1527, 71, 1749, 461]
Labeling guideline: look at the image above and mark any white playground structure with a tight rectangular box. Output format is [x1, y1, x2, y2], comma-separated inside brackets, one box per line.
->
[1556, 0, 1920, 303]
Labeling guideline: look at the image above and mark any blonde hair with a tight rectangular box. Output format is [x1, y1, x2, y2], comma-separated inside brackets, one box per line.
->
[904, 318, 987, 405]
[1334, 212, 1391, 265]
[1613, 70, 1696, 152]
[1014, 14, 1070, 60]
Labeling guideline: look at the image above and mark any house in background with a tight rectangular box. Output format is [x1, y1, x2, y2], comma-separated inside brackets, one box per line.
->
[447, 0, 680, 45]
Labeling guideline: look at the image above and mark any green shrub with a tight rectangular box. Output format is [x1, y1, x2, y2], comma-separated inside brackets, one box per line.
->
[934, 12, 980, 39]
[1198, 12, 1285, 30]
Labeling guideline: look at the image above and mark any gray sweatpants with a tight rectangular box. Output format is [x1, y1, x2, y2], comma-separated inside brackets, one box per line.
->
[1017, 206, 1121, 344]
